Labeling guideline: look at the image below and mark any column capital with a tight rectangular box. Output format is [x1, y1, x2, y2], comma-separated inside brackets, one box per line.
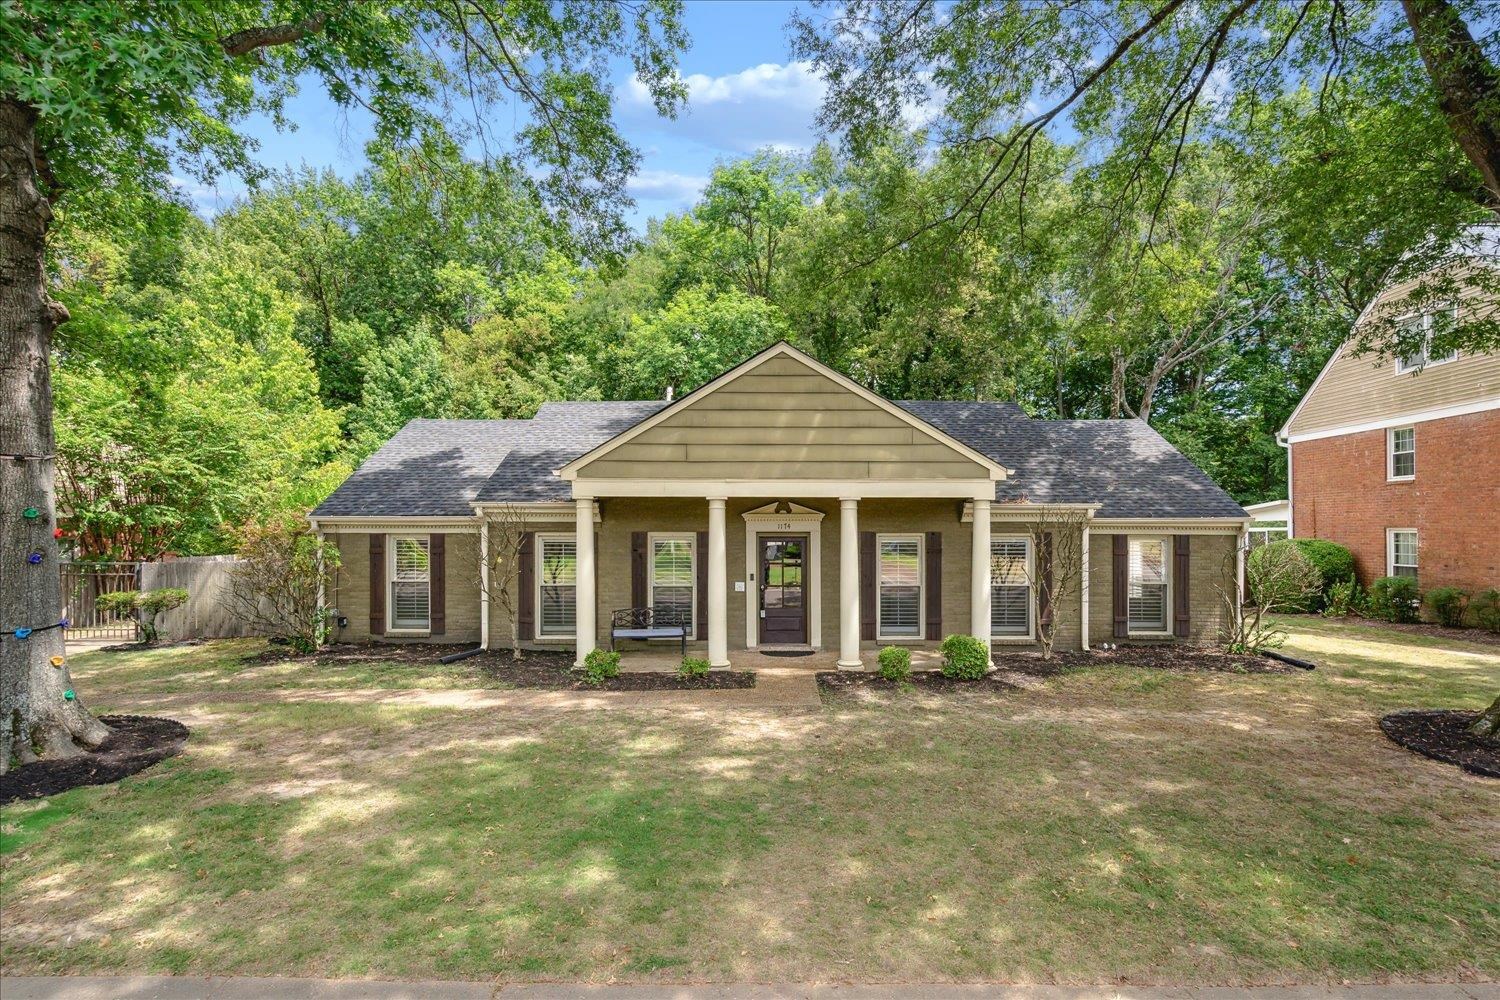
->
[840, 497, 860, 509]
[706, 496, 728, 507]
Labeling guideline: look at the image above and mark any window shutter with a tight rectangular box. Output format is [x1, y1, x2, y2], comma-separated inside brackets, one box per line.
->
[1112, 534, 1128, 638]
[517, 532, 535, 640]
[924, 531, 943, 640]
[631, 531, 648, 609]
[369, 534, 386, 636]
[696, 530, 709, 640]
[1039, 531, 1054, 628]
[859, 531, 876, 641]
[428, 534, 446, 635]
[1173, 535, 1191, 638]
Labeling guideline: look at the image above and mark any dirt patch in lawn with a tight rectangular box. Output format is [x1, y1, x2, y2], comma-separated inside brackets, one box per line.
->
[0, 715, 189, 804]
[97, 639, 207, 653]
[1320, 615, 1500, 647]
[1380, 709, 1500, 778]
[245, 640, 477, 665]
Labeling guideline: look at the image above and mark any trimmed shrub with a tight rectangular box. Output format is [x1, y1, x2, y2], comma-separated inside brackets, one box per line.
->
[939, 634, 989, 680]
[679, 656, 711, 678]
[581, 649, 621, 686]
[877, 645, 912, 682]
[95, 587, 189, 643]
[1322, 578, 1362, 618]
[1424, 587, 1470, 628]
[1368, 576, 1421, 624]
[1290, 538, 1356, 599]
[1472, 589, 1500, 633]
[1246, 541, 1323, 612]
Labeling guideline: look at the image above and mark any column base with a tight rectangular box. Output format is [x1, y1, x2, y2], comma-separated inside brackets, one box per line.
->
[837, 658, 864, 671]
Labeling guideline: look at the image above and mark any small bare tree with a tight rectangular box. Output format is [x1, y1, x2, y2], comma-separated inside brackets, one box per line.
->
[476, 504, 534, 660]
[1023, 506, 1091, 660]
[1216, 538, 1321, 654]
[226, 514, 341, 654]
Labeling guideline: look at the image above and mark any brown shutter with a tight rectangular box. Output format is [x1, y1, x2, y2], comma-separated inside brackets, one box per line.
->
[631, 531, 648, 609]
[859, 531, 876, 640]
[1112, 534, 1129, 638]
[925, 531, 943, 640]
[369, 534, 386, 636]
[517, 532, 535, 640]
[1173, 535, 1191, 638]
[696, 530, 708, 640]
[428, 534, 446, 634]
[1039, 531, 1054, 628]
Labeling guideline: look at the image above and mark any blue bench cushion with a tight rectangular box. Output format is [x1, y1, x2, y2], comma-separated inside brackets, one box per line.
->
[612, 627, 685, 640]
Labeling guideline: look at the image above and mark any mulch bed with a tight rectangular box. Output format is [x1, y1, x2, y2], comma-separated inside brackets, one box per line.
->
[1342, 616, 1500, 648]
[818, 670, 1020, 693]
[992, 644, 1289, 676]
[1380, 710, 1499, 778]
[0, 715, 190, 805]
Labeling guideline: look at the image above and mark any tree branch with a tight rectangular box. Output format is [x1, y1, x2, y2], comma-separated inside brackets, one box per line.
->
[219, 13, 330, 58]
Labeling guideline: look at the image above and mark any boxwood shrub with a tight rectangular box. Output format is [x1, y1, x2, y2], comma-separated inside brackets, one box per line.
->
[1289, 539, 1356, 610]
[1368, 576, 1421, 624]
[939, 634, 989, 680]
[877, 645, 912, 682]
[581, 648, 621, 686]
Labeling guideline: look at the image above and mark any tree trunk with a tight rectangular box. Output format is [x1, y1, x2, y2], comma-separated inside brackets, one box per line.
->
[1402, 0, 1500, 209]
[1471, 693, 1500, 744]
[0, 97, 111, 773]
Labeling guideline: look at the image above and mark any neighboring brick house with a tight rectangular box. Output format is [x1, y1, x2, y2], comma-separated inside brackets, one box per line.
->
[311, 342, 1250, 666]
[1278, 244, 1500, 595]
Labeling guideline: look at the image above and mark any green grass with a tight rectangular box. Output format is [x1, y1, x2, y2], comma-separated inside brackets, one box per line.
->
[2, 621, 1496, 985]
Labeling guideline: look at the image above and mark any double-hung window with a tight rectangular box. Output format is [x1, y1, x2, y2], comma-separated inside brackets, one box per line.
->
[650, 534, 695, 629]
[991, 536, 1033, 637]
[537, 536, 577, 638]
[1388, 529, 1418, 580]
[1127, 537, 1170, 634]
[1388, 426, 1416, 481]
[876, 535, 922, 639]
[389, 536, 431, 631]
[1395, 308, 1458, 374]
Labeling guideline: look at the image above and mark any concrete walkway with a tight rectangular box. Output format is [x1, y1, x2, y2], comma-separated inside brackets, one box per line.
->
[1, 977, 1493, 1000]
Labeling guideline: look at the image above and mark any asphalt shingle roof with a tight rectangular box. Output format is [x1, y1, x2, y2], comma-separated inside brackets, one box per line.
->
[318, 399, 1246, 520]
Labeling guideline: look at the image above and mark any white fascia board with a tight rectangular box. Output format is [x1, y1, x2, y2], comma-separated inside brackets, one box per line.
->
[570, 478, 998, 500]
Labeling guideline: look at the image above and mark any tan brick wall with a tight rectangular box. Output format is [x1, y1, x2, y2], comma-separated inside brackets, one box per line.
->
[1291, 409, 1500, 593]
[1088, 532, 1236, 646]
[328, 530, 481, 644]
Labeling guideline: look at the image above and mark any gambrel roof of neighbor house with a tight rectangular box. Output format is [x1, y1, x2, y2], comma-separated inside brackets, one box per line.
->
[313, 342, 1248, 520]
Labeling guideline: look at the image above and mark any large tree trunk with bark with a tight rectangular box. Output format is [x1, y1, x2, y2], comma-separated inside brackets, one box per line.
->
[0, 96, 111, 774]
[1403, 0, 1500, 209]
[1471, 693, 1500, 744]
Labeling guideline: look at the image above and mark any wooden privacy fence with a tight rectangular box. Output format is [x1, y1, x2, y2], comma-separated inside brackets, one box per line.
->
[61, 556, 252, 641]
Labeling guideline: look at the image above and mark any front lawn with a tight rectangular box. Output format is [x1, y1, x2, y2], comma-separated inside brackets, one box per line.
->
[2, 621, 1495, 985]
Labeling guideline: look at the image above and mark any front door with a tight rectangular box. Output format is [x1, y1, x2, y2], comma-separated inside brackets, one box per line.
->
[759, 535, 808, 644]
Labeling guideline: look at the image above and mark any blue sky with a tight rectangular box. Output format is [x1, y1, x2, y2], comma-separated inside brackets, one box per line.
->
[181, 1, 822, 230]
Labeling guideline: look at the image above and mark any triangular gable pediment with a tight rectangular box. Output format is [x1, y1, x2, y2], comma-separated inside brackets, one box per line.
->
[562, 343, 1006, 482]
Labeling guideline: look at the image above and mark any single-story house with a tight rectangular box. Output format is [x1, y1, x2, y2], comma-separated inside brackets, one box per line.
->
[310, 342, 1250, 666]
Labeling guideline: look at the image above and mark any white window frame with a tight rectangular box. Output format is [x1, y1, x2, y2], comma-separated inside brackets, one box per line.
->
[990, 534, 1035, 641]
[386, 534, 431, 634]
[875, 533, 925, 642]
[648, 532, 696, 631]
[1394, 307, 1459, 375]
[1387, 528, 1418, 580]
[1127, 535, 1173, 637]
[1387, 426, 1416, 482]
[535, 532, 578, 642]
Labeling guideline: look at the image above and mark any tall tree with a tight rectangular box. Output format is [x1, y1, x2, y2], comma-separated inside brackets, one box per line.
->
[0, 0, 685, 769]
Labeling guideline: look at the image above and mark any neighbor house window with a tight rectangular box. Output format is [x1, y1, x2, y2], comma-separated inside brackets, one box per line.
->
[1388, 426, 1416, 480]
[991, 536, 1033, 637]
[1395, 308, 1458, 374]
[1388, 529, 1418, 580]
[650, 534, 695, 629]
[537, 535, 577, 637]
[877, 535, 922, 639]
[1128, 537, 1170, 634]
[389, 535, 431, 631]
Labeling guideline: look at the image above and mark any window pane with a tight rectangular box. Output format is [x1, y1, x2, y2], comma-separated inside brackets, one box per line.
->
[1391, 428, 1415, 477]
[1391, 531, 1418, 580]
[651, 538, 694, 628]
[394, 537, 429, 580]
[991, 538, 1031, 636]
[1128, 539, 1168, 631]
[540, 539, 577, 636]
[878, 538, 921, 637]
[1391, 450, 1415, 478]
[1396, 315, 1425, 371]
[392, 581, 429, 629]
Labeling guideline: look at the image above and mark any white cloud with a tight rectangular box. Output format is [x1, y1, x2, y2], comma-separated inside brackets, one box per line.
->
[626, 169, 710, 203]
[622, 61, 827, 153]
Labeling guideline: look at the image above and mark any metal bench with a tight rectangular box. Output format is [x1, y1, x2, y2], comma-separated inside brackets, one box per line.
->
[610, 608, 688, 655]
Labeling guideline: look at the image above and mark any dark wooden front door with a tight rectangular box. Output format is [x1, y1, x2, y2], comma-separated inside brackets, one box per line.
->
[759, 535, 807, 644]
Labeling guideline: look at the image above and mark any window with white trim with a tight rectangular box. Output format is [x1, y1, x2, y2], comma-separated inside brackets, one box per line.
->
[537, 535, 577, 637]
[1388, 426, 1415, 480]
[389, 536, 431, 631]
[1388, 529, 1418, 580]
[877, 535, 922, 639]
[1128, 537, 1170, 634]
[1395, 308, 1458, 374]
[650, 534, 695, 629]
[990, 536, 1033, 637]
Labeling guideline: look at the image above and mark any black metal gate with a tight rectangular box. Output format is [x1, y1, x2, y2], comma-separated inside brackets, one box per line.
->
[59, 562, 140, 641]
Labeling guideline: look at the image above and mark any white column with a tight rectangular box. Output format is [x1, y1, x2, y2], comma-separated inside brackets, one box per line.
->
[971, 499, 992, 663]
[1080, 524, 1090, 651]
[838, 498, 861, 669]
[574, 498, 596, 667]
[478, 520, 490, 650]
[707, 498, 729, 667]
